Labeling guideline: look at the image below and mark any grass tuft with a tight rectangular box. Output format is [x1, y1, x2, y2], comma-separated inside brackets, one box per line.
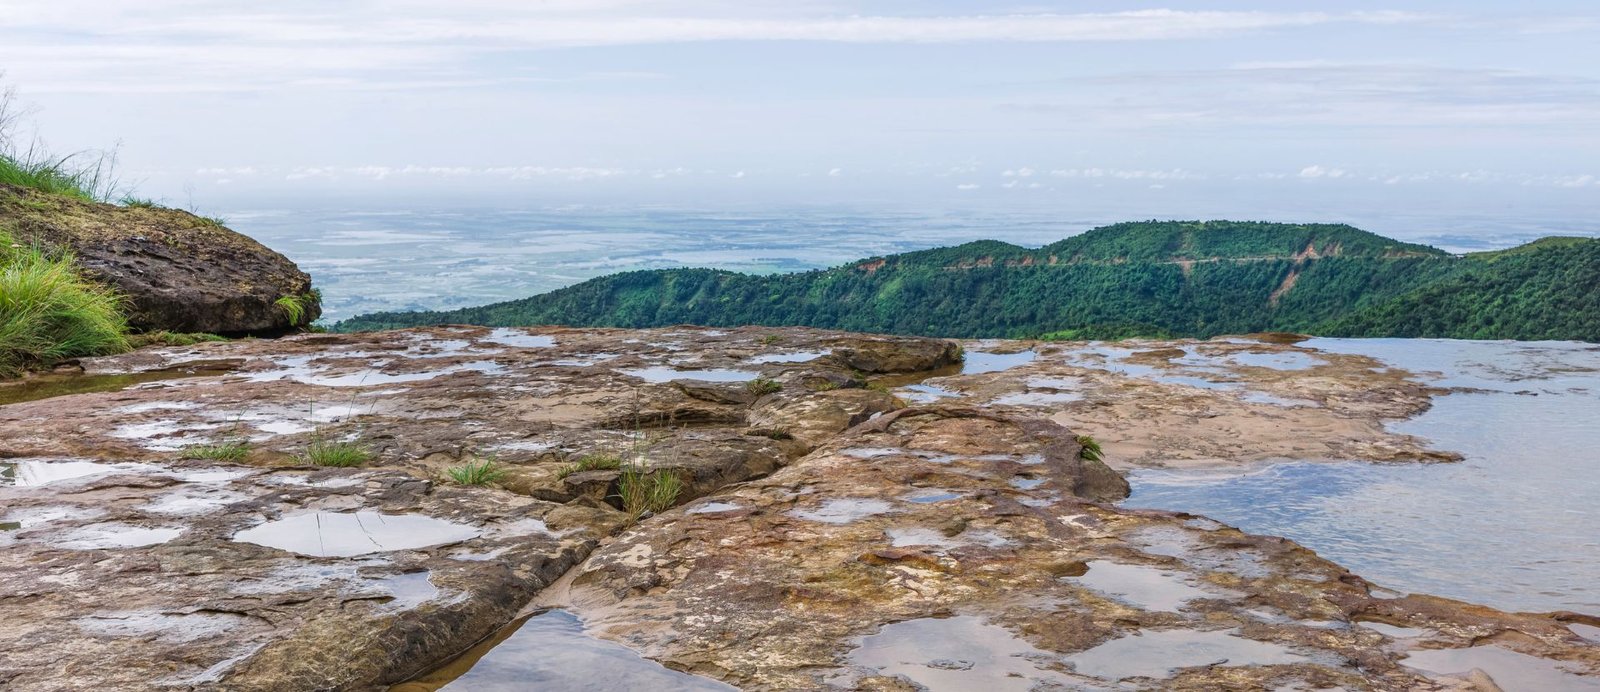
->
[556, 453, 623, 480]
[746, 377, 782, 396]
[119, 196, 161, 208]
[616, 462, 683, 518]
[180, 440, 250, 462]
[302, 439, 372, 467]
[447, 456, 506, 485]
[1076, 434, 1104, 463]
[0, 234, 129, 376]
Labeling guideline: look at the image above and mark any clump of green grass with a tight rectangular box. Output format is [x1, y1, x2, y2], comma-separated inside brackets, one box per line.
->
[180, 440, 250, 462]
[1, 87, 122, 202]
[759, 334, 781, 346]
[0, 234, 129, 376]
[616, 462, 683, 519]
[275, 294, 311, 326]
[119, 196, 160, 208]
[746, 377, 782, 396]
[810, 379, 840, 392]
[447, 455, 506, 486]
[1077, 434, 1104, 463]
[301, 439, 372, 467]
[556, 453, 623, 480]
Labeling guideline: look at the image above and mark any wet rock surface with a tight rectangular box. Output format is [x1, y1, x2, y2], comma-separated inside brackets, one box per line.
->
[553, 407, 1600, 690]
[0, 184, 318, 334]
[1, 326, 1595, 691]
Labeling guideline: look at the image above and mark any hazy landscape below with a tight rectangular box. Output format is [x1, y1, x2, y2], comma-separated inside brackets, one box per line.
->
[229, 205, 1600, 322]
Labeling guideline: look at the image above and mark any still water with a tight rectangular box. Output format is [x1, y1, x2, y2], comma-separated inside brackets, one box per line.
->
[1125, 339, 1600, 613]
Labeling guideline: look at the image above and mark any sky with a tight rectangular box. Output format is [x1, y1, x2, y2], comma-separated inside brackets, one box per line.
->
[2, 1, 1599, 220]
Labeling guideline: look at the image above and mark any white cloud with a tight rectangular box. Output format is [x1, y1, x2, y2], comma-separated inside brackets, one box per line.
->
[827, 167, 843, 177]
[1298, 165, 1347, 179]
[955, 183, 980, 190]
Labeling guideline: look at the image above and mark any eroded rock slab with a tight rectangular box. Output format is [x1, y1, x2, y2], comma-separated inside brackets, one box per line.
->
[0, 326, 958, 690]
[901, 336, 1458, 469]
[543, 407, 1600, 691]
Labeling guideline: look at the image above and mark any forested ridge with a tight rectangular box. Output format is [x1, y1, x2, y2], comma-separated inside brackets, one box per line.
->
[336, 221, 1600, 342]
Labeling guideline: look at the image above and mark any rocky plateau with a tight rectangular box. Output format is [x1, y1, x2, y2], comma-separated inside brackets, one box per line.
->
[0, 326, 1596, 691]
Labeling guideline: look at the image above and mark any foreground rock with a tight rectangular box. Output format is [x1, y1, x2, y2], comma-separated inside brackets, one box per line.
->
[1, 326, 1595, 691]
[554, 406, 1600, 690]
[0, 184, 318, 334]
[0, 326, 956, 689]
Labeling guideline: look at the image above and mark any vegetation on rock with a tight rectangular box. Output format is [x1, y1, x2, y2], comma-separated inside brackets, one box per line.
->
[0, 231, 129, 376]
[180, 440, 251, 462]
[446, 456, 506, 485]
[302, 439, 372, 467]
[337, 221, 1600, 342]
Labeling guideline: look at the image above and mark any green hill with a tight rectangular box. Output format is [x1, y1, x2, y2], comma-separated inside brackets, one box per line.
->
[334, 221, 1600, 342]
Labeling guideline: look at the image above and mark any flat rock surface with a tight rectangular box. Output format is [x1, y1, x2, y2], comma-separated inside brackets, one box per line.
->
[552, 406, 1600, 691]
[2, 327, 1595, 691]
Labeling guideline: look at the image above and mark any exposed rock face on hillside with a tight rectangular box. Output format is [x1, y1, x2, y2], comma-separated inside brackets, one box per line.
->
[0, 184, 317, 334]
[0, 327, 1595, 691]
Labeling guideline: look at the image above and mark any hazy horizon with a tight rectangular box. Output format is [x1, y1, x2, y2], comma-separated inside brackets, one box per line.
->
[2, 1, 1598, 229]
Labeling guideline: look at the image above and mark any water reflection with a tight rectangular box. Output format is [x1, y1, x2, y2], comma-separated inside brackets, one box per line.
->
[1125, 339, 1600, 613]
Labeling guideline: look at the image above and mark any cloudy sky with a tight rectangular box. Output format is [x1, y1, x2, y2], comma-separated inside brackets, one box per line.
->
[3, 1, 1599, 215]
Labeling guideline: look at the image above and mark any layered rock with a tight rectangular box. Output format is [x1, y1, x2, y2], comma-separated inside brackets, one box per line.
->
[1, 326, 1595, 691]
[0, 184, 317, 334]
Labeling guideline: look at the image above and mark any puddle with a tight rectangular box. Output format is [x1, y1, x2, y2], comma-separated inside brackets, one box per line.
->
[840, 447, 905, 459]
[1010, 477, 1046, 490]
[1124, 342, 1600, 614]
[1571, 623, 1600, 643]
[481, 328, 555, 349]
[1, 459, 150, 487]
[686, 502, 743, 514]
[1069, 560, 1224, 612]
[620, 367, 760, 383]
[58, 523, 184, 549]
[1240, 391, 1319, 407]
[246, 359, 504, 387]
[1227, 351, 1324, 370]
[1358, 622, 1431, 639]
[366, 571, 442, 610]
[0, 361, 238, 407]
[141, 485, 253, 516]
[961, 350, 1038, 375]
[393, 609, 734, 691]
[845, 616, 1080, 692]
[902, 490, 962, 504]
[232, 511, 482, 557]
[897, 383, 958, 403]
[748, 350, 829, 364]
[991, 390, 1084, 407]
[110, 420, 223, 450]
[787, 498, 894, 524]
[886, 527, 963, 549]
[1067, 629, 1308, 681]
[1402, 645, 1600, 690]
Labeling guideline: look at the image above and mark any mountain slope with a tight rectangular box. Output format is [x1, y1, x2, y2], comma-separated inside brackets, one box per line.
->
[335, 221, 1599, 342]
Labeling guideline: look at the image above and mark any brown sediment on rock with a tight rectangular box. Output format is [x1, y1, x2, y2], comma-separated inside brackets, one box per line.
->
[1, 326, 1592, 691]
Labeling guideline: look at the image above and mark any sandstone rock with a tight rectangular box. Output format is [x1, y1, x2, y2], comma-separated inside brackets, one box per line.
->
[0, 184, 318, 334]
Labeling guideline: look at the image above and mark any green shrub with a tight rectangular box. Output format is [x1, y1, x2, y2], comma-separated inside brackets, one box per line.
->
[1077, 434, 1104, 463]
[180, 440, 250, 462]
[0, 235, 129, 376]
[447, 456, 506, 485]
[302, 439, 371, 467]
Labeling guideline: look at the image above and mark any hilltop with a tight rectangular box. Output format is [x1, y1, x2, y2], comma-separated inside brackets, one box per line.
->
[336, 221, 1600, 342]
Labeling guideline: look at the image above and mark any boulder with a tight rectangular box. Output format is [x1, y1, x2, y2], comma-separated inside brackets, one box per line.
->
[0, 184, 318, 334]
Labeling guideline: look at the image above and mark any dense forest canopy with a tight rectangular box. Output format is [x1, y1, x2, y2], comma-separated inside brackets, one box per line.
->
[336, 221, 1600, 342]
